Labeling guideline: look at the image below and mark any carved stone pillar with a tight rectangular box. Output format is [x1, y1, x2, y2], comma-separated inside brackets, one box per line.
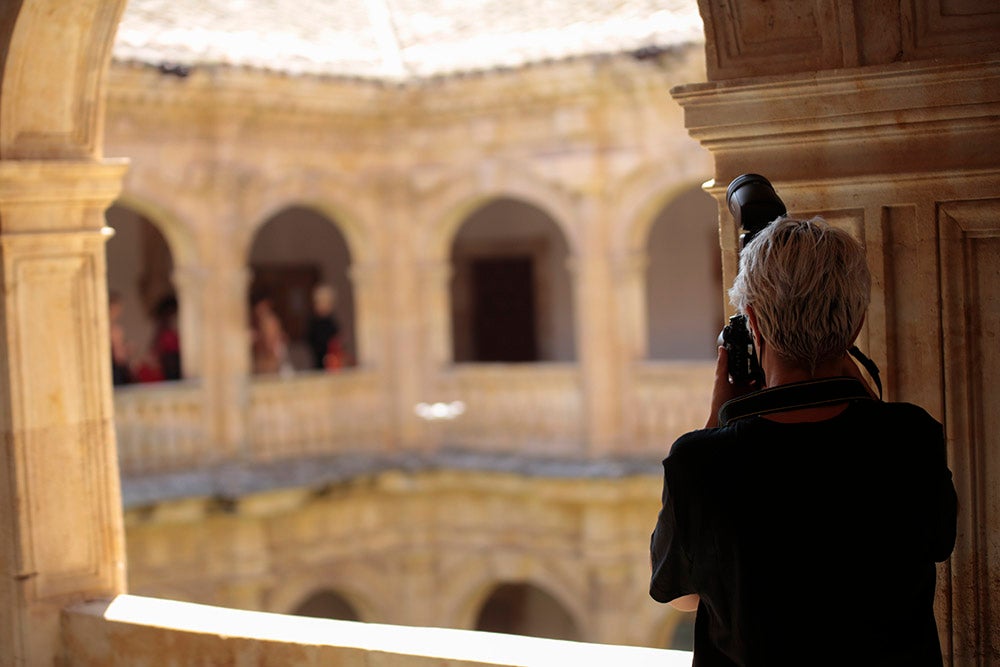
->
[347, 261, 386, 369]
[202, 263, 252, 461]
[421, 260, 454, 369]
[611, 250, 649, 451]
[674, 17, 1000, 659]
[170, 263, 206, 379]
[569, 238, 623, 457]
[0, 159, 129, 666]
[612, 251, 650, 364]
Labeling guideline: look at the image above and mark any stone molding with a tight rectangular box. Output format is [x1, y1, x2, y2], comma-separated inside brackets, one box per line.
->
[698, 0, 1000, 81]
[672, 57, 1000, 182]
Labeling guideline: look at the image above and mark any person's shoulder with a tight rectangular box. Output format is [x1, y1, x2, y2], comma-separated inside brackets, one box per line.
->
[666, 425, 739, 463]
[855, 399, 941, 428]
[850, 400, 945, 455]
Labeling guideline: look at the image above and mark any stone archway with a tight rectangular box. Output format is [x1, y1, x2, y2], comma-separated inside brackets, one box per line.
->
[474, 582, 580, 641]
[450, 197, 576, 363]
[246, 206, 357, 373]
[644, 185, 721, 361]
[106, 203, 182, 382]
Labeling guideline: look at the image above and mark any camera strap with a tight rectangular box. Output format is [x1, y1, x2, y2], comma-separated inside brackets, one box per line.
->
[717, 377, 877, 427]
[848, 345, 883, 400]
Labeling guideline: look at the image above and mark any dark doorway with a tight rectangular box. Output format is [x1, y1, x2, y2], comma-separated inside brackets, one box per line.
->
[471, 256, 537, 362]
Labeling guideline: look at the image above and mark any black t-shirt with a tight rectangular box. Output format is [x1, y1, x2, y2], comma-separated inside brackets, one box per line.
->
[650, 399, 958, 666]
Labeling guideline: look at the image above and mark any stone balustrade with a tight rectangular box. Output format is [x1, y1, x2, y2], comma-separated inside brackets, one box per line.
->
[114, 362, 716, 478]
[114, 380, 209, 475]
[630, 361, 715, 456]
[246, 369, 390, 462]
[432, 363, 585, 456]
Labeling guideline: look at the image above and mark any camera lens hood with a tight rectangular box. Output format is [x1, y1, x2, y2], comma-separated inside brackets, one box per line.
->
[726, 173, 787, 234]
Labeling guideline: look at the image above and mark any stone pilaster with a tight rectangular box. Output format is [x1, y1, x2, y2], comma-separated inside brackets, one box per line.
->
[569, 206, 624, 457]
[202, 262, 252, 462]
[0, 159, 129, 666]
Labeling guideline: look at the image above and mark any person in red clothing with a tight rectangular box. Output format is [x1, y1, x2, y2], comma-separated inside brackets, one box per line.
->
[650, 217, 957, 665]
[150, 294, 181, 381]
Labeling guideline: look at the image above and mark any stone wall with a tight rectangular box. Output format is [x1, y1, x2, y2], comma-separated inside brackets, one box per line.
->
[123, 469, 686, 649]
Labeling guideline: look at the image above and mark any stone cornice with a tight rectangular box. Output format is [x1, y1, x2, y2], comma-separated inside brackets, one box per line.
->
[672, 57, 1000, 141]
[0, 159, 129, 209]
[106, 47, 701, 125]
[671, 57, 1000, 180]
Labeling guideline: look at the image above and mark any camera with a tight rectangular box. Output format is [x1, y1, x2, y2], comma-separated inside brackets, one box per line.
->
[720, 173, 786, 386]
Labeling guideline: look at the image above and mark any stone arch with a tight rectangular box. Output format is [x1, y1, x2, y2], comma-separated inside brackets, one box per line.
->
[105, 204, 179, 379]
[289, 589, 361, 621]
[245, 204, 358, 372]
[266, 568, 383, 624]
[106, 194, 208, 379]
[441, 554, 589, 638]
[419, 165, 583, 263]
[643, 184, 722, 360]
[112, 192, 200, 270]
[608, 168, 719, 361]
[613, 167, 716, 260]
[449, 197, 577, 363]
[0, 1, 127, 159]
[241, 196, 371, 267]
[474, 581, 580, 641]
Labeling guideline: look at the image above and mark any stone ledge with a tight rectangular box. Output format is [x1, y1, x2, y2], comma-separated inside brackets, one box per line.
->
[63, 595, 692, 666]
[120, 450, 663, 510]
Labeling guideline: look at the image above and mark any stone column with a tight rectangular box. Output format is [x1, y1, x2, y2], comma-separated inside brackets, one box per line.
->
[570, 206, 624, 457]
[0, 159, 129, 666]
[202, 261, 252, 462]
[421, 260, 454, 370]
[611, 251, 649, 453]
[380, 180, 431, 452]
[170, 263, 207, 380]
[347, 261, 384, 369]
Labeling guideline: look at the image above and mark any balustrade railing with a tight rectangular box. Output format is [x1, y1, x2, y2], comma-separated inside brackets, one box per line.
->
[114, 381, 208, 475]
[114, 363, 713, 477]
[629, 361, 714, 456]
[431, 364, 584, 456]
[247, 369, 388, 461]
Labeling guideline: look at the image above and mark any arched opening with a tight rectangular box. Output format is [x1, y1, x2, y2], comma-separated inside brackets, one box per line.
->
[645, 185, 721, 360]
[105, 203, 182, 383]
[474, 582, 579, 641]
[450, 198, 575, 363]
[290, 590, 361, 621]
[247, 206, 356, 374]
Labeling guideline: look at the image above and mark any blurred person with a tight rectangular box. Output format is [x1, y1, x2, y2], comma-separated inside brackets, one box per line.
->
[251, 295, 289, 375]
[151, 294, 181, 381]
[109, 291, 132, 385]
[650, 217, 957, 665]
[306, 283, 343, 371]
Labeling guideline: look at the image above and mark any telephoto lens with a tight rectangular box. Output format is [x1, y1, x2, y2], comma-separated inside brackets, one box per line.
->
[725, 173, 786, 248]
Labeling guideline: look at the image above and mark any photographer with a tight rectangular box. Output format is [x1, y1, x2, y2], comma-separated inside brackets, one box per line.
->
[650, 216, 958, 665]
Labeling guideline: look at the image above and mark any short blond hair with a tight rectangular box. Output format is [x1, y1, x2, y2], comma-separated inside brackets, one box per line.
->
[729, 217, 870, 373]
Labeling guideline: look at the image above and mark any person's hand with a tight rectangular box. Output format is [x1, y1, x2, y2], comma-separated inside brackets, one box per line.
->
[705, 346, 756, 428]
